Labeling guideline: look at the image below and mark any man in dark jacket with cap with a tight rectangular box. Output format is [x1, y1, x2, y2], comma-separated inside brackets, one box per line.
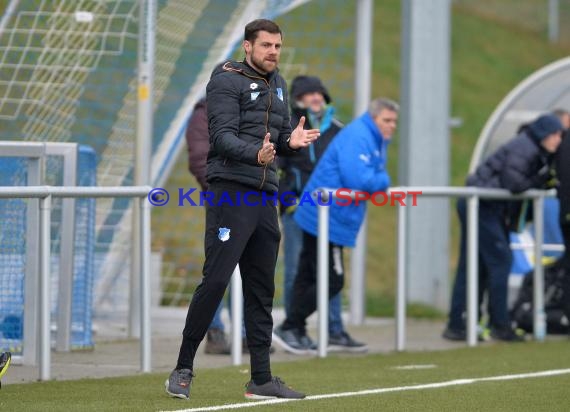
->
[166, 19, 319, 400]
[278, 75, 366, 353]
[443, 114, 563, 342]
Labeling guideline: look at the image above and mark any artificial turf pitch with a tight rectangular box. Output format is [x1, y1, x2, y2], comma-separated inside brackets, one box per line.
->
[1, 340, 569, 411]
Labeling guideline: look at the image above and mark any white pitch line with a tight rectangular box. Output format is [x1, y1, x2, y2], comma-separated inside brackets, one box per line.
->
[391, 364, 437, 370]
[160, 368, 570, 412]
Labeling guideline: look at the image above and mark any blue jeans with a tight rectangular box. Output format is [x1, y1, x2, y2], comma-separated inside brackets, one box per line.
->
[209, 302, 225, 330]
[448, 198, 512, 330]
[209, 292, 246, 337]
[282, 212, 344, 335]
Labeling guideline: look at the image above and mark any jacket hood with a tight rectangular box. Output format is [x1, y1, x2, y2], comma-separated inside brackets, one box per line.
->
[211, 60, 278, 81]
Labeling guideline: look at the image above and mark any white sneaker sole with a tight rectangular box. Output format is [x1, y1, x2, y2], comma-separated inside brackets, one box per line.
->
[272, 331, 314, 355]
[327, 344, 369, 353]
[244, 392, 278, 400]
[164, 378, 189, 400]
[245, 392, 305, 400]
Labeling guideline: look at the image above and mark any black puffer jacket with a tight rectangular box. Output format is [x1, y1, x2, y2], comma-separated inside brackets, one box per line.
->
[556, 130, 570, 224]
[205, 61, 297, 193]
[467, 130, 555, 230]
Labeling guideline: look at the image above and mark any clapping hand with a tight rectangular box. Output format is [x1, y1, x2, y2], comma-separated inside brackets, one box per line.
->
[288, 116, 320, 149]
[257, 133, 275, 165]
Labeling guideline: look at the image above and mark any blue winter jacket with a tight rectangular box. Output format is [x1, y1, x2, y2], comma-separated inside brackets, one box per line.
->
[294, 112, 391, 247]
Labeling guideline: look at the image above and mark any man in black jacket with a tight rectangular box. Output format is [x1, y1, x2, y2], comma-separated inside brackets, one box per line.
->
[443, 114, 563, 342]
[185, 97, 233, 355]
[166, 19, 319, 400]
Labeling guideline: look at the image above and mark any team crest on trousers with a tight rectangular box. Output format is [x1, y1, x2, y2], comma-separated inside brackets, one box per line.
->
[218, 227, 231, 242]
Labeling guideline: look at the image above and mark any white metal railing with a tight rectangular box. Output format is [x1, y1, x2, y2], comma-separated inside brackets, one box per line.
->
[312, 186, 557, 357]
[0, 185, 152, 381]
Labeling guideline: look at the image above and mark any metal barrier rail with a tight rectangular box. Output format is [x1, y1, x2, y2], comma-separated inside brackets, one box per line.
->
[313, 186, 557, 357]
[0, 186, 152, 380]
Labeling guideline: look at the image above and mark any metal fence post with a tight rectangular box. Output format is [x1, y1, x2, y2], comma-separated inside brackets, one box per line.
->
[396, 202, 407, 351]
[39, 194, 52, 380]
[231, 265, 243, 366]
[317, 192, 330, 358]
[532, 195, 546, 341]
[548, 0, 559, 43]
[140, 195, 152, 372]
[466, 195, 479, 347]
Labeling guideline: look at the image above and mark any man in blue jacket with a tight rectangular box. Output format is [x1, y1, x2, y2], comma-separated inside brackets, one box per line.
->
[273, 98, 399, 353]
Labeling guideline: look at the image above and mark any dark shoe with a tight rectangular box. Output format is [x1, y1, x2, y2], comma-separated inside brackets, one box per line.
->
[442, 327, 486, 342]
[490, 326, 525, 342]
[442, 327, 466, 341]
[328, 331, 368, 353]
[272, 325, 316, 355]
[205, 328, 231, 355]
[165, 368, 193, 399]
[244, 376, 305, 400]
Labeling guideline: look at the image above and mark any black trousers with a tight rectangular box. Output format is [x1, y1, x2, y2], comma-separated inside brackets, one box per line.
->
[283, 231, 344, 334]
[176, 182, 280, 384]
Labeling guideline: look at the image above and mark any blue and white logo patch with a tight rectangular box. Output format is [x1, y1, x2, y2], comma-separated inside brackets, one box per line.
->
[276, 87, 284, 101]
[251, 91, 260, 101]
[218, 227, 230, 242]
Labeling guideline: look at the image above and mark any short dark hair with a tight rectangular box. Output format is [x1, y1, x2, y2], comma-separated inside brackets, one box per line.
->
[244, 19, 282, 43]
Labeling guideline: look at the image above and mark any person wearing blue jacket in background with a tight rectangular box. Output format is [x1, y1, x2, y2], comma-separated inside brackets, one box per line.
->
[443, 114, 563, 343]
[273, 98, 399, 353]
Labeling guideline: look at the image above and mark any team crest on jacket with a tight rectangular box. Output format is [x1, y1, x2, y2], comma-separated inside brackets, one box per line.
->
[276, 87, 284, 101]
[251, 91, 260, 101]
[218, 227, 231, 242]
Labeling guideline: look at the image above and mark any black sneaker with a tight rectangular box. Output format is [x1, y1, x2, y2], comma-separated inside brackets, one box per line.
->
[490, 326, 525, 342]
[442, 327, 466, 341]
[328, 331, 368, 353]
[244, 376, 305, 400]
[273, 325, 316, 355]
[205, 328, 231, 355]
[165, 368, 194, 399]
[442, 327, 486, 342]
